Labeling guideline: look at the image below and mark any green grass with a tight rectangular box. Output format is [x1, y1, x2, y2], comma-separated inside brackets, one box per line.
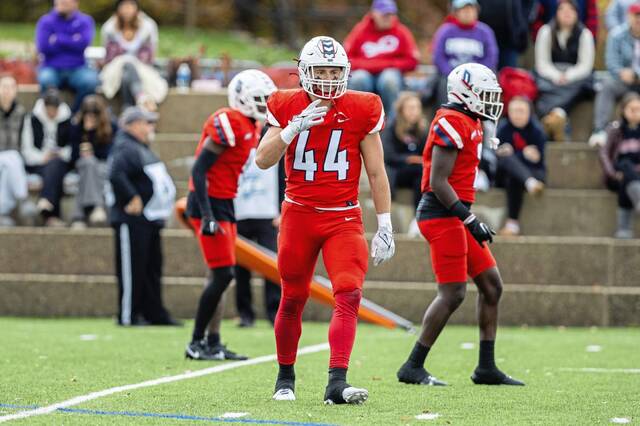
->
[0, 22, 296, 64]
[1, 318, 639, 425]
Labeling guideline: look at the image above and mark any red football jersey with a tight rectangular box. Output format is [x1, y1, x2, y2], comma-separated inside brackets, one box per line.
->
[421, 107, 484, 203]
[266, 89, 384, 208]
[188, 108, 258, 199]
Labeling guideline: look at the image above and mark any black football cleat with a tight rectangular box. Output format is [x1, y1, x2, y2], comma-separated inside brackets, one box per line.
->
[185, 340, 219, 360]
[208, 343, 249, 361]
[323, 382, 368, 405]
[471, 367, 525, 386]
[397, 362, 447, 386]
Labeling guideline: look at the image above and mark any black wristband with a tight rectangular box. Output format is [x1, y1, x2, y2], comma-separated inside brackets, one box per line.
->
[449, 200, 474, 224]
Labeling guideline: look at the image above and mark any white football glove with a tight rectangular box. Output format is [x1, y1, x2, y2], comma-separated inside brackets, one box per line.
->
[280, 99, 328, 145]
[482, 120, 500, 150]
[371, 213, 395, 266]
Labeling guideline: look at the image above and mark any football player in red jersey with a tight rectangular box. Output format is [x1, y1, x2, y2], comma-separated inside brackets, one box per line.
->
[256, 36, 395, 404]
[184, 70, 277, 361]
[396, 63, 524, 387]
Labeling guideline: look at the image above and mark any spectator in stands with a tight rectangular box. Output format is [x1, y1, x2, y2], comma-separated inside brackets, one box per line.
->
[606, 0, 637, 30]
[599, 92, 640, 238]
[496, 97, 546, 236]
[0, 75, 28, 227]
[100, 0, 167, 111]
[344, 0, 419, 117]
[108, 106, 178, 326]
[478, 0, 534, 69]
[590, 3, 640, 147]
[431, 0, 498, 106]
[233, 150, 282, 327]
[35, 0, 99, 112]
[69, 95, 116, 229]
[21, 89, 72, 227]
[535, 0, 594, 142]
[382, 92, 426, 211]
[532, 0, 598, 39]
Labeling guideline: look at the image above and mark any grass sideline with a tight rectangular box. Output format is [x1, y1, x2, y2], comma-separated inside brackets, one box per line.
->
[1, 318, 638, 425]
[0, 22, 297, 64]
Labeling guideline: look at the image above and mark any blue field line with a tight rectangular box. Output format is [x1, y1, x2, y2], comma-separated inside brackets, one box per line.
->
[0, 403, 338, 426]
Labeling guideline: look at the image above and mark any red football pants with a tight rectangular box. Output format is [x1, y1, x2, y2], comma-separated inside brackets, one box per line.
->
[274, 202, 369, 368]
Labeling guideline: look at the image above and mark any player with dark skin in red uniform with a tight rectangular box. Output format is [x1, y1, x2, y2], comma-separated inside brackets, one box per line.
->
[397, 63, 524, 387]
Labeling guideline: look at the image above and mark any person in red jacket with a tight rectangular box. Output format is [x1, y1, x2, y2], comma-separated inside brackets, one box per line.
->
[344, 0, 419, 118]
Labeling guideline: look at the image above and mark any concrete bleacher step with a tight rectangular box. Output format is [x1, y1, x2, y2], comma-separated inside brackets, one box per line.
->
[17, 87, 596, 141]
[366, 188, 638, 237]
[155, 134, 603, 190]
[1, 273, 636, 326]
[1, 228, 638, 287]
[17, 87, 228, 134]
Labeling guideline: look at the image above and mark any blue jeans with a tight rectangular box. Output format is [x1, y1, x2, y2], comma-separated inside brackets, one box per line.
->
[37, 66, 99, 111]
[349, 68, 403, 120]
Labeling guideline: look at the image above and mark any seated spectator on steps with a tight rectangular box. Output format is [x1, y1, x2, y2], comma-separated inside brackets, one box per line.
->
[100, 0, 167, 111]
[431, 0, 498, 106]
[590, 3, 640, 147]
[21, 89, 73, 227]
[344, 0, 419, 118]
[496, 97, 547, 236]
[532, 0, 598, 39]
[0, 75, 28, 227]
[35, 0, 99, 112]
[69, 95, 116, 229]
[535, 0, 594, 142]
[382, 92, 427, 211]
[599, 92, 640, 239]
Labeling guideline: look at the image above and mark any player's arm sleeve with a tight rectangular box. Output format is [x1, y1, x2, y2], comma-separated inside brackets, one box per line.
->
[265, 92, 283, 128]
[204, 112, 239, 147]
[367, 96, 386, 134]
[191, 138, 221, 220]
[431, 115, 465, 150]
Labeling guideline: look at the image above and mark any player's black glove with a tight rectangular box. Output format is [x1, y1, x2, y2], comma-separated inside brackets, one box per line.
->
[449, 200, 495, 246]
[201, 217, 224, 236]
[464, 216, 495, 246]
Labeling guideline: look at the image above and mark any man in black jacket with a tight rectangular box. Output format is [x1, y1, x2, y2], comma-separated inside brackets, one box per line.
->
[108, 106, 179, 326]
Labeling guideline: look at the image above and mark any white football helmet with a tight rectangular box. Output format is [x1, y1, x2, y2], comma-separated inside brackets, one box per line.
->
[447, 63, 503, 121]
[227, 69, 277, 122]
[298, 36, 350, 99]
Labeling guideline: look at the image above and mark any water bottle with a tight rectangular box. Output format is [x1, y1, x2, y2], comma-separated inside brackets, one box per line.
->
[176, 63, 191, 92]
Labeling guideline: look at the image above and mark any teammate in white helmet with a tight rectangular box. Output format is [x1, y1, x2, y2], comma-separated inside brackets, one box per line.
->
[256, 36, 395, 404]
[396, 63, 525, 387]
[184, 70, 277, 361]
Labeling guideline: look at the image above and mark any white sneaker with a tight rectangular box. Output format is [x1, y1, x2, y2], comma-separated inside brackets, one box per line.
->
[272, 388, 295, 401]
[588, 131, 606, 147]
[88, 207, 107, 225]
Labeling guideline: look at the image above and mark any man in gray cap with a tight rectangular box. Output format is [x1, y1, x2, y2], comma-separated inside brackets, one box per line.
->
[107, 106, 179, 326]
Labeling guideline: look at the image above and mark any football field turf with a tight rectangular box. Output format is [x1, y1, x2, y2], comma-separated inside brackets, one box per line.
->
[0, 318, 638, 425]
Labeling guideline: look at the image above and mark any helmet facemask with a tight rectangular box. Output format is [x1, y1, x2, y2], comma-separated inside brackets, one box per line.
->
[299, 63, 350, 99]
[474, 86, 503, 121]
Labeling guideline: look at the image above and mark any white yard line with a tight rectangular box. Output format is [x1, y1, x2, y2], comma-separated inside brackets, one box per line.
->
[0, 343, 329, 423]
[559, 368, 640, 374]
